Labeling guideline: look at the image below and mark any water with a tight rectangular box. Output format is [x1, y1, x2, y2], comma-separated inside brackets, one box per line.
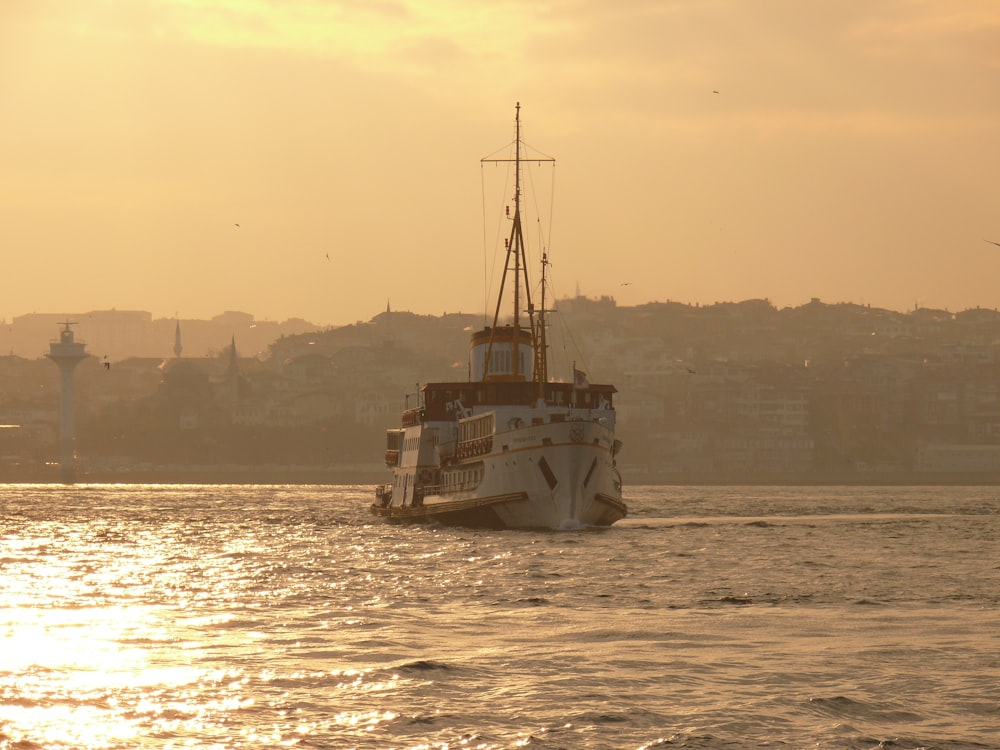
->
[1, 484, 997, 750]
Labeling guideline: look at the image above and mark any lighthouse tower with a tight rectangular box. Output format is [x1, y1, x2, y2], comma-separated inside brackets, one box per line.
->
[46, 321, 88, 483]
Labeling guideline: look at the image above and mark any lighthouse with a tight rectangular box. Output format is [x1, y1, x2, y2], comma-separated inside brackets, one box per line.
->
[46, 321, 87, 483]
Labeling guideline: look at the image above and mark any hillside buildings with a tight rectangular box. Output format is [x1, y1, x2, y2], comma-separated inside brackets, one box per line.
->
[5, 298, 1000, 482]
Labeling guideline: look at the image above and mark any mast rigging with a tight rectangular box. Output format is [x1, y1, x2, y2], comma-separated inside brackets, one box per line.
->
[480, 102, 555, 388]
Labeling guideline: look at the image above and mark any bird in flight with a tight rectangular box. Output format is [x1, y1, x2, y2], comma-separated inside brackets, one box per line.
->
[985, 239, 1000, 248]
[234, 223, 241, 228]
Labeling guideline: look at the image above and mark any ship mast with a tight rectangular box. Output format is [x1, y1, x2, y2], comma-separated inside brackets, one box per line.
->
[481, 103, 554, 386]
[534, 250, 549, 391]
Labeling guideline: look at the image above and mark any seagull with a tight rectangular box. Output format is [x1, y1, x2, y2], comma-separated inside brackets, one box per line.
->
[985, 240, 1000, 248]
[234, 223, 241, 228]
[325, 253, 331, 261]
[713, 90, 719, 94]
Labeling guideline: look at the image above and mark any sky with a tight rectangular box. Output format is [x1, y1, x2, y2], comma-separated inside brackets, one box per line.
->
[2, 0, 999, 326]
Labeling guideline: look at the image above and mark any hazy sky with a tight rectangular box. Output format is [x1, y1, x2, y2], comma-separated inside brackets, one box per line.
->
[2, 0, 999, 325]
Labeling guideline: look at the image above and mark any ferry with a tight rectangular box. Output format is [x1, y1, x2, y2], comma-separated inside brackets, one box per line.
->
[371, 104, 625, 529]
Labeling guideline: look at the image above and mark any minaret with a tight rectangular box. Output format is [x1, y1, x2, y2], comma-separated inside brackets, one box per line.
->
[173, 319, 183, 358]
[46, 321, 88, 483]
[225, 335, 240, 410]
[383, 299, 394, 348]
[227, 335, 238, 377]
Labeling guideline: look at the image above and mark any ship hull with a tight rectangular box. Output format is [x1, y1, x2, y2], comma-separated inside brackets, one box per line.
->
[370, 490, 625, 529]
[373, 418, 625, 530]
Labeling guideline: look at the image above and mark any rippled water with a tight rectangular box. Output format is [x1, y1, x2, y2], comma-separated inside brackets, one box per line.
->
[1, 484, 997, 749]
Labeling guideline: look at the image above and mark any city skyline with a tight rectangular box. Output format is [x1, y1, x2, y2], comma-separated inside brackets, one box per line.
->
[2, 1, 999, 327]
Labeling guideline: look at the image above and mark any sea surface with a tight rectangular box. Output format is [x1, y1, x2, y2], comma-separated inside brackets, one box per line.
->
[0, 484, 997, 750]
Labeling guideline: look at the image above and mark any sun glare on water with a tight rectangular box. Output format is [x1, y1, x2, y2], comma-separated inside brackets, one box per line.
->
[0, 505, 402, 749]
[0, 525, 226, 749]
[0, 601, 221, 748]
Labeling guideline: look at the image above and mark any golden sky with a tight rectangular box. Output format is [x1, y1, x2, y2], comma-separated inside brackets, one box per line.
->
[2, 0, 998, 324]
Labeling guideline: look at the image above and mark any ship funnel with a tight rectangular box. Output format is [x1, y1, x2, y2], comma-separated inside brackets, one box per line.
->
[470, 326, 533, 381]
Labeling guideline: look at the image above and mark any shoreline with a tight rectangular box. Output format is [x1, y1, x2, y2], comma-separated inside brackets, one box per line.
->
[3, 466, 1000, 487]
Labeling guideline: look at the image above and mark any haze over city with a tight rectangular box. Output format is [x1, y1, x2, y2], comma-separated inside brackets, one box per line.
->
[3, 0, 998, 326]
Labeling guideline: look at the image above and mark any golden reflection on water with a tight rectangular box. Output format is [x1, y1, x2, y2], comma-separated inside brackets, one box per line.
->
[3, 484, 997, 750]
[1, 523, 217, 749]
[0, 527, 405, 749]
[0, 605, 210, 748]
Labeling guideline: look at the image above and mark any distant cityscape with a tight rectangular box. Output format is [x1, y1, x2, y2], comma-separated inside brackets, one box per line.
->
[5, 295, 1000, 483]
[2, 310, 320, 361]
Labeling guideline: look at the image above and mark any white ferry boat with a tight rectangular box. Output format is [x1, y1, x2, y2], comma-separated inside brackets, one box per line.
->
[371, 105, 625, 529]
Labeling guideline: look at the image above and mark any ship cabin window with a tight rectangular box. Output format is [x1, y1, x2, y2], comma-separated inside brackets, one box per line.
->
[459, 413, 495, 443]
[490, 350, 511, 374]
[489, 348, 530, 375]
[428, 390, 450, 408]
